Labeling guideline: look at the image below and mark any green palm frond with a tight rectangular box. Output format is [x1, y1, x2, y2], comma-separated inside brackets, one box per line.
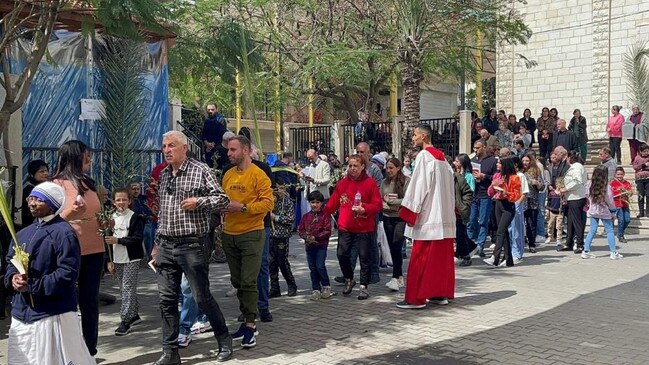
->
[97, 36, 150, 190]
[624, 41, 649, 113]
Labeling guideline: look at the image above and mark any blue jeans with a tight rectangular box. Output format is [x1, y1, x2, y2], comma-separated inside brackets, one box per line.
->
[508, 202, 525, 260]
[468, 198, 493, 248]
[306, 247, 330, 291]
[584, 217, 616, 253]
[616, 208, 630, 237]
[257, 227, 271, 311]
[144, 221, 156, 257]
[179, 274, 203, 336]
[157, 235, 229, 350]
[536, 192, 547, 237]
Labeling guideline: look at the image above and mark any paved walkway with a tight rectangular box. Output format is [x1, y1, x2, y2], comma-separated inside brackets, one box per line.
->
[2, 232, 649, 365]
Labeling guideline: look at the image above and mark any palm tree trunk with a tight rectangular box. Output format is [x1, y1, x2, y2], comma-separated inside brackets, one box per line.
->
[401, 63, 424, 151]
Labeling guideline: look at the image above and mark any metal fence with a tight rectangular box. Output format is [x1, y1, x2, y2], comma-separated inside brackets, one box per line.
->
[412, 118, 459, 158]
[290, 125, 333, 165]
[23, 147, 164, 190]
[341, 121, 394, 158]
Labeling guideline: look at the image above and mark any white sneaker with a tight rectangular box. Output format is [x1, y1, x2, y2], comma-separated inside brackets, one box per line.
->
[536, 242, 546, 248]
[454, 257, 461, 264]
[310, 290, 321, 300]
[225, 286, 237, 297]
[581, 252, 596, 259]
[483, 256, 495, 267]
[536, 235, 546, 243]
[320, 286, 335, 299]
[386, 278, 400, 291]
[512, 258, 522, 265]
[178, 333, 192, 348]
[610, 252, 623, 260]
[555, 240, 564, 246]
[190, 320, 211, 334]
[397, 277, 405, 288]
[489, 244, 496, 250]
[545, 237, 552, 244]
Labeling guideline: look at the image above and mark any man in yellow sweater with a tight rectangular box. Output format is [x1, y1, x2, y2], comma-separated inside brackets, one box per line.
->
[222, 135, 274, 348]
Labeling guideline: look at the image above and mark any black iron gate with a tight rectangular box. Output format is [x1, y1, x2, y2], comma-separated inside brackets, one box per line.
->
[290, 125, 332, 165]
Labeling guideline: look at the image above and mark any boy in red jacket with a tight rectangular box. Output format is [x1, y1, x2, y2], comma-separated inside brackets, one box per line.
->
[611, 167, 632, 243]
[298, 191, 334, 301]
[325, 155, 382, 300]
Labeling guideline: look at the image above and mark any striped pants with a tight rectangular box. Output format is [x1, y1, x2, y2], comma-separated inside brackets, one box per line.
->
[115, 261, 140, 323]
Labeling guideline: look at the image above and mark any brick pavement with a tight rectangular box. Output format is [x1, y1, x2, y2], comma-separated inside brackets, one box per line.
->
[1, 232, 649, 365]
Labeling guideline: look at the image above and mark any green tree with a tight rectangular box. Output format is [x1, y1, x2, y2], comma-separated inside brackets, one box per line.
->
[466, 77, 496, 115]
[392, 0, 531, 131]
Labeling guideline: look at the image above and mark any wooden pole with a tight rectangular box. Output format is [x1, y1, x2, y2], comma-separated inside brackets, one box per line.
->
[235, 70, 242, 133]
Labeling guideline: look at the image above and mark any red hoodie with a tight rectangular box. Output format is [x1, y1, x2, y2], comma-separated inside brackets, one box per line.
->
[325, 171, 382, 233]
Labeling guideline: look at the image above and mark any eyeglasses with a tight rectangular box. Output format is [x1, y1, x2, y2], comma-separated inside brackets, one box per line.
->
[166, 176, 177, 195]
[26, 196, 45, 204]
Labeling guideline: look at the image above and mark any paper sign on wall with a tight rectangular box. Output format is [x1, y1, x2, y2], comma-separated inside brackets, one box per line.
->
[79, 99, 105, 120]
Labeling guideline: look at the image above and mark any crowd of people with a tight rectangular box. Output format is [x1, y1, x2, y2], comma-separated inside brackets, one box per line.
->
[4, 102, 649, 364]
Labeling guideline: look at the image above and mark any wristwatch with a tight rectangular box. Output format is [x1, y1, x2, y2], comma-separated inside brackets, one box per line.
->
[240, 204, 248, 213]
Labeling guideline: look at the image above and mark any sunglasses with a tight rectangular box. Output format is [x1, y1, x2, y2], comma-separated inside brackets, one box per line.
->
[166, 176, 177, 195]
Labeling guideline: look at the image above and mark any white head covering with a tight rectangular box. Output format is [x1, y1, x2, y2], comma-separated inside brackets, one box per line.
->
[371, 154, 386, 167]
[29, 182, 66, 215]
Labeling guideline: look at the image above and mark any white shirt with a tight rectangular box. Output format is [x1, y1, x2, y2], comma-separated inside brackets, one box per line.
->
[112, 209, 137, 264]
[401, 147, 456, 240]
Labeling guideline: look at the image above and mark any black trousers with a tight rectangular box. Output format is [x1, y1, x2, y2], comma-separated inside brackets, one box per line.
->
[566, 198, 586, 249]
[524, 208, 538, 248]
[637, 179, 649, 215]
[383, 216, 405, 278]
[609, 137, 622, 163]
[269, 237, 297, 291]
[539, 135, 553, 159]
[493, 200, 515, 266]
[157, 235, 229, 350]
[79, 252, 104, 356]
[338, 231, 372, 286]
[455, 220, 476, 258]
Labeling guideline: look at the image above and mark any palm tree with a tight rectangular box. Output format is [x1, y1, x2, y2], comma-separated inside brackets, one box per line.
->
[624, 41, 649, 114]
[393, 0, 429, 131]
[96, 37, 150, 190]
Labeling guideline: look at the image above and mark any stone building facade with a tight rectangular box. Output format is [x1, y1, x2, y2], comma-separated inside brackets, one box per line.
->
[496, 0, 649, 140]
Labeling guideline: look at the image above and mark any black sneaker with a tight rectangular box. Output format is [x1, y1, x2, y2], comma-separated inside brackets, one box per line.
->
[129, 314, 142, 326]
[153, 350, 181, 365]
[231, 323, 259, 341]
[478, 248, 486, 258]
[574, 247, 583, 254]
[259, 309, 273, 322]
[459, 257, 472, 266]
[237, 313, 244, 322]
[287, 286, 297, 297]
[241, 326, 257, 348]
[334, 276, 346, 284]
[618, 236, 628, 243]
[269, 290, 281, 298]
[115, 321, 131, 336]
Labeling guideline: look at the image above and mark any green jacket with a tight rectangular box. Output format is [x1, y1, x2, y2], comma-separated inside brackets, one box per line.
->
[454, 172, 473, 225]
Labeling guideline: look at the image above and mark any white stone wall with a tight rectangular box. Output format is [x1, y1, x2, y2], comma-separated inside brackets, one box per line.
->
[496, 0, 649, 140]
